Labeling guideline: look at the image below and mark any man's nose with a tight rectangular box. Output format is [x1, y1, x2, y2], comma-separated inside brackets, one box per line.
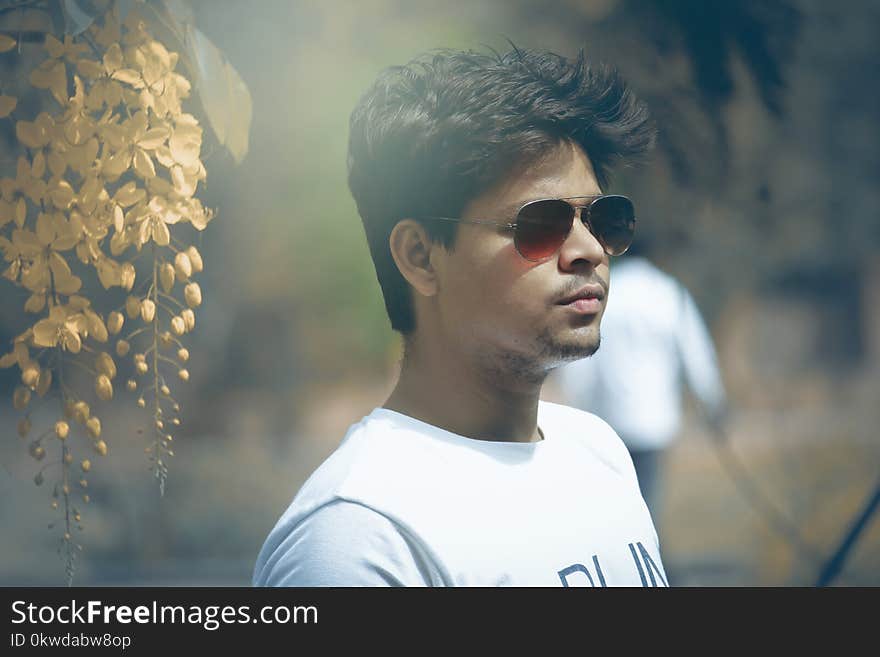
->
[558, 210, 605, 269]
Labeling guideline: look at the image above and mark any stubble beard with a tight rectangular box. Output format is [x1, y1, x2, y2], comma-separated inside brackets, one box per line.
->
[535, 323, 601, 368]
[475, 325, 601, 388]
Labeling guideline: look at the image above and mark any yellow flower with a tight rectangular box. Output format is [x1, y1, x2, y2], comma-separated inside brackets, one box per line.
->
[44, 34, 89, 63]
[151, 121, 206, 199]
[24, 292, 46, 313]
[32, 305, 87, 353]
[21, 361, 40, 387]
[2, 155, 48, 216]
[95, 374, 113, 401]
[55, 420, 70, 440]
[95, 256, 123, 289]
[69, 400, 90, 424]
[114, 39, 189, 117]
[125, 295, 141, 319]
[15, 111, 54, 149]
[78, 42, 126, 110]
[30, 58, 68, 106]
[100, 111, 169, 181]
[63, 137, 100, 178]
[184, 282, 201, 308]
[127, 198, 175, 248]
[0, 342, 29, 370]
[168, 119, 202, 168]
[107, 311, 124, 334]
[30, 444, 46, 461]
[140, 298, 156, 322]
[120, 262, 136, 291]
[75, 174, 106, 218]
[14, 112, 73, 181]
[185, 245, 203, 272]
[11, 213, 83, 294]
[47, 178, 75, 210]
[58, 76, 96, 142]
[177, 197, 213, 231]
[170, 315, 185, 335]
[64, 295, 108, 344]
[181, 308, 195, 332]
[160, 262, 175, 292]
[86, 416, 101, 438]
[90, 16, 121, 50]
[95, 352, 117, 379]
[174, 251, 191, 279]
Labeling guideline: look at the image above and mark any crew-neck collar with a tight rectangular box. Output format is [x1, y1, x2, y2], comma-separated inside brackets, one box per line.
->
[368, 404, 550, 450]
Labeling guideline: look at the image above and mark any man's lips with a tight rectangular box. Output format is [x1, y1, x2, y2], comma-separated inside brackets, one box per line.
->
[555, 283, 606, 314]
[556, 283, 606, 305]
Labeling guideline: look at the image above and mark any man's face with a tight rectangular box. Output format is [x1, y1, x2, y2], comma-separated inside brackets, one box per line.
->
[432, 140, 610, 382]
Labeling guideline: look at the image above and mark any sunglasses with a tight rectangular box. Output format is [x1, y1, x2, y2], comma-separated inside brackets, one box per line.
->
[419, 195, 635, 261]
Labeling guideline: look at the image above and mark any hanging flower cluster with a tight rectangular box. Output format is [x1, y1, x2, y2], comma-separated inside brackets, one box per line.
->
[0, 6, 212, 583]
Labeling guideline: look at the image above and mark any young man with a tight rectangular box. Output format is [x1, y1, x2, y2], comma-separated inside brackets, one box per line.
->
[253, 47, 667, 586]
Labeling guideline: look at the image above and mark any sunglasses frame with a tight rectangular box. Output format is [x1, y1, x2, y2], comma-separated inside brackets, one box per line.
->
[418, 194, 635, 261]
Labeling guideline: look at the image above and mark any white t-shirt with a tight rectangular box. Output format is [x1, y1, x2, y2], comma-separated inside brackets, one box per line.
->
[557, 257, 726, 450]
[252, 400, 667, 587]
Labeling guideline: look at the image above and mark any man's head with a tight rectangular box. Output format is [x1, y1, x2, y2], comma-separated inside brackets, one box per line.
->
[348, 47, 654, 377]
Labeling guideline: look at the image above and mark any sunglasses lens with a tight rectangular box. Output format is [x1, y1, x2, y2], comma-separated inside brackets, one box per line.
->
[514, 199, 574, 260]
[588, 195, 635, 256]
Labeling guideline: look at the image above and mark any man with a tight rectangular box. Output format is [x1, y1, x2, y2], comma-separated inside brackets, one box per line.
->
[555, 239, 728, 531]
[253, 47, 667, 586]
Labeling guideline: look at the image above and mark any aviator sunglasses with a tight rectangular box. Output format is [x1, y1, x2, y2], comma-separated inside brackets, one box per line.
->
[419, 195, 635, 261]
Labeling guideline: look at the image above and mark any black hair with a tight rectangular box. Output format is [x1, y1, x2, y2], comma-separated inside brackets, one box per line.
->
[347, 46, 655, 335]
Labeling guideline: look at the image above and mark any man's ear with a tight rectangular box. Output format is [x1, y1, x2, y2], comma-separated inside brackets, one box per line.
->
[389, 219, 440, 297]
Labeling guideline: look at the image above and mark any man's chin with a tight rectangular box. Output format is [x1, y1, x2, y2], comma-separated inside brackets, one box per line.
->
[539, 328, 601, 365]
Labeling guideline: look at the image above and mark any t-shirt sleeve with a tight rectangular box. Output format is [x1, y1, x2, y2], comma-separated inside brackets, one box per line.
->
[584, 411, 641, 490]
[589, 415, 663, 550]
[255, 499, 438, 587]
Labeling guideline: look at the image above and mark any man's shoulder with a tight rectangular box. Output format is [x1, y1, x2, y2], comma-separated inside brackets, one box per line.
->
[287, 412, 398, 512]
[253, 498, 435, 586]
[253, 409, 459, 587]
[539, 399, 617, 435]
[539, 400, 637, 481]
[253, 410, 442, 573]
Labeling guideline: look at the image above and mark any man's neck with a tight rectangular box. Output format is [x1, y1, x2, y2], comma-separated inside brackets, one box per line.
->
[382, 335, 546, 443]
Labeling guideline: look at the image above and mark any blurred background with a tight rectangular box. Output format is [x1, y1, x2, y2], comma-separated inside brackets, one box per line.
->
[1, 0, 878, 586]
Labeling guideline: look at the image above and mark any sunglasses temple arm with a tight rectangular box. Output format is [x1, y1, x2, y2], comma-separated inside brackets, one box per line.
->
[419, 216, 518, 230]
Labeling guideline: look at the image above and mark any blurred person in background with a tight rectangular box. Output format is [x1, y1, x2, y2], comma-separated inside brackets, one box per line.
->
[554, 234, 728, 535]
[254, 46, 669, 587]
